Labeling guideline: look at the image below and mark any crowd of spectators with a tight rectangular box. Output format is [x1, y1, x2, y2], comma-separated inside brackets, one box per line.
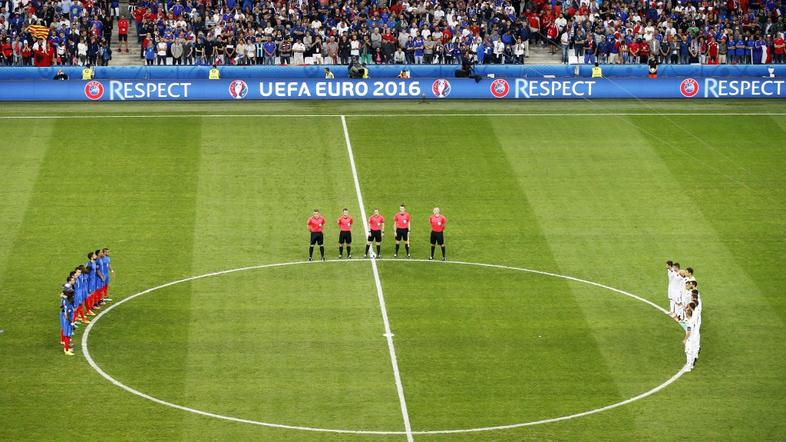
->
[0, 0, 784, 67]
[0, 0, 118, 66]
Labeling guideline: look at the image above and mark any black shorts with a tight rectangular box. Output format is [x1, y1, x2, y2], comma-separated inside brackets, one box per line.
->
[310, 232, 324, 245]
[119, 34, 128, 42]
[338, 231, 352, 244]
[395, 228, 409, 241]
[430, 231, 444, 245]
[367, 230, 382, 242]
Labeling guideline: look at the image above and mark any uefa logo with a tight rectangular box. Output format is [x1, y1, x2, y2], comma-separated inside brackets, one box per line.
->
[432, 79, 451, 98]
[489, 79, 510, 99]
[84, 81, 104, 100]
[679, 78, 700, 98]
[228, 80, 248, 99]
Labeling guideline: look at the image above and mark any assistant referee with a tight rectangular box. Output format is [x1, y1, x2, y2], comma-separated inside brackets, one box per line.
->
[307, 209, 326, 261]
[429, 207, 447, 261]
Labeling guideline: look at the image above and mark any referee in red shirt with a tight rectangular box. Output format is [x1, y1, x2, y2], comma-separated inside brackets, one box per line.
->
[429, 207, 447, 261]
[307, 209, 326, 261]
[365, 208, 385, 258]
[393, 204, 411, 258]
[337, 208, 353, 259]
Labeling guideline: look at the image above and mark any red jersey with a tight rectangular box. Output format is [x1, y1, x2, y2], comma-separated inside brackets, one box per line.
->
[308, 215, 325, 233]
[118, 18, 129, 35]
[337, 215, 353, 232]
[393, 212, 411, 229]
[429, 214, 447, 232]
[774, 38, 785, 55]
[369, 214, 385, 231]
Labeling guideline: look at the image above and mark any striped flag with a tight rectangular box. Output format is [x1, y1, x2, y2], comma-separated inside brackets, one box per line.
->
[28, 24, 50, 40]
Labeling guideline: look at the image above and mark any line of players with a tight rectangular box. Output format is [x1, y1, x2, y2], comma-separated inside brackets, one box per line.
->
[666, 260, 702, 372]
[58, 249, 114, 356]
[307, 204, 448, 261]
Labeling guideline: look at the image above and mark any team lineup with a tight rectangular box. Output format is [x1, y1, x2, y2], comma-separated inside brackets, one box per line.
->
[58, 249, 114, 356]
[307, 204, 447, 261]
[666, 261, 703, 373]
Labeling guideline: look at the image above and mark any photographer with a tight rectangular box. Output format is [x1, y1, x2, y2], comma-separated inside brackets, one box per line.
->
[455, 57, 482, 82]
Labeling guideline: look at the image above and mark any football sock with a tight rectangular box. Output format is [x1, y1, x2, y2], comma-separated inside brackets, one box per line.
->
[430, 246, 435, 258]
[395, 244, 400, 254]
[347, 246, 351, 256]
[365, 244, 370, 255]
[339, 246, 343, 256]
[319, 246, 324, 258]
[441, 246, 446, 257]
[405, 244, 410, 255]
[309, 246, 314, 258]
[376, 245, 380, 255]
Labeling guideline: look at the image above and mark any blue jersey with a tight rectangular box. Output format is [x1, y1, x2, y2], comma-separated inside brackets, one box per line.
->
[60, 297, 74, 336]
[101, 256, 111, 285]
[74, 276, 84, 304]
[86, 261, 98, 292]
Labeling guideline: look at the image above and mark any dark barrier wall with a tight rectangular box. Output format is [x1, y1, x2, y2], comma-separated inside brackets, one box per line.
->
[2, 77, 784, 101]
[1, 64, 784, 81]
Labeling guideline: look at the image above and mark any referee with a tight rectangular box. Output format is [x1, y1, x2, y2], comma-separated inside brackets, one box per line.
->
[393, 204, 411, 258]
[307, 209, 326, 261]
[337, 208, 353, 259]
[365, 208, 385, 258]
[429, 207, 447, 261]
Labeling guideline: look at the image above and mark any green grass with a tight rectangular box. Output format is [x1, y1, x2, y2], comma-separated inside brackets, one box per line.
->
[0, 100, 785, 441]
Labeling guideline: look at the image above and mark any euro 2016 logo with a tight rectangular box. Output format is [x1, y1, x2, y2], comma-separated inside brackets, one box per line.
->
[679, 78, 700, 98]
[431, 79, 451, 98]
[489, 79, 510, 98]
[84, 81, 105, 100]
[228, 80, 248, 99]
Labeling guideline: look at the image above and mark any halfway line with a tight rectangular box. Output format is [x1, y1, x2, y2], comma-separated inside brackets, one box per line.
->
[340, 115, 414, 442]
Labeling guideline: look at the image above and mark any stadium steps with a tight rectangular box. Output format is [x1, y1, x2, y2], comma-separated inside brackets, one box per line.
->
[110, 1, 142, 66]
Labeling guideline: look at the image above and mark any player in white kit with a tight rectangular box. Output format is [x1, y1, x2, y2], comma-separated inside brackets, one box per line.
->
[682, 305, 698, 372]
[666, 261, 681, 318]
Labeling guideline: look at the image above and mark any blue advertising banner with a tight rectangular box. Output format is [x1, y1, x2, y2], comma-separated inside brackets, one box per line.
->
[1, 77, 784, 101]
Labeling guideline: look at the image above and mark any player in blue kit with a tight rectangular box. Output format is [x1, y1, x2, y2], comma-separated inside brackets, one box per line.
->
[93, 249, 106, 306]
[73, 266, 89, 324]
[87, 251, 104, 311]
[84, 254, 98, 315]
[60, 289, 76, 356]
[98, 248, 113, 303]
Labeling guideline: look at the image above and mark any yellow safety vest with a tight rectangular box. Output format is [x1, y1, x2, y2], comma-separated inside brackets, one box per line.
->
[591, 66, 602, 78]
[325, 72, 335, 79]
[208, 68, 220, 80]
[82, 68, 93, 80]
[361, 68, 368, 79]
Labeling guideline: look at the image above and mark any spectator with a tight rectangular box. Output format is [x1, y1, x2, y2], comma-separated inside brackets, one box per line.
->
[156, 39, 167, 65]
[171, 39, 184, 65]
[118, 15, 129, 53]
[292, 39, 305, 65]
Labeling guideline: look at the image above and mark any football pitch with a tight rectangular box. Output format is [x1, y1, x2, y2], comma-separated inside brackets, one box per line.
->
[1, 100, 785, 441]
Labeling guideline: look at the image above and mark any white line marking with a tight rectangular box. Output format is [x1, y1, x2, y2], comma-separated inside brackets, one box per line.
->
[341, 115, 415, 441]
[82, 259, 686, 435]
[1, 112, 785, 120]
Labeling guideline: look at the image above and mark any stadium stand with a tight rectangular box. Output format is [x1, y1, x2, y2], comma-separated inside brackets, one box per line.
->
[0, 0, 784, 67]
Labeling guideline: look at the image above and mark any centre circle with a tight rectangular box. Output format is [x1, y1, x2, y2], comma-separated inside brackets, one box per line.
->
[82, 259, 685, 436]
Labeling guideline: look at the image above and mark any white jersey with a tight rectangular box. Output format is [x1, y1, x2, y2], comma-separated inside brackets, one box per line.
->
[667, 269, 680, 301]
